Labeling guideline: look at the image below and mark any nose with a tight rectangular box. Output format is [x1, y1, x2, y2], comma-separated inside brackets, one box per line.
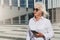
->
[33, 10, 36, 13]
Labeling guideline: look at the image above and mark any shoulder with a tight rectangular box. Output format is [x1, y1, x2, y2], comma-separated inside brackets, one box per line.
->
[28, 18, 34, 26]
[42, 17, 52, 28]
[29, 17, 34, 22]
[42, 17, 51, 24]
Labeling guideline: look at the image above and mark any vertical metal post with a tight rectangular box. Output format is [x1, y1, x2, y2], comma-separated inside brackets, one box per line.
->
[26, 0, 28, 24]
[45, 0, 49, 19]
[11, 18, 13, 24]
[55, 0, 57, 22]
[9, 0, 12, 9]
[19, 16, 21, 24]
[34, 0, 36, 4]
[18, 0, 20, 10]
[51, 0, 54, 23]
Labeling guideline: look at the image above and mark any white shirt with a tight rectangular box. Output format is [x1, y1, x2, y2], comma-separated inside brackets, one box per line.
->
[26, 17, 54, 40]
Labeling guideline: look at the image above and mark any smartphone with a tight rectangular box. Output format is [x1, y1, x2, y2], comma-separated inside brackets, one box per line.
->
[31, 30, 38, 34]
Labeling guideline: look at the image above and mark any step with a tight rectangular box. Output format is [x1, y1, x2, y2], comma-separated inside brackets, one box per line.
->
[53, 25, 60, 28]
[0, 25, 28, 39]
[0, 25, 28, 27]
[51, 38, 60, 40]
[0, 28, 27, 32]
[0, 38, 14, 40]
[0, 33, 26, 38]
[54, 34, 60, 38]
[3, 31, 27, 35]
[54, 32, 60, 34]
[0, 26, 27, 29]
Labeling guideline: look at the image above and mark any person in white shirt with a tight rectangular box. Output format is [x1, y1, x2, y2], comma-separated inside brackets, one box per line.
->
[26, 2, 54, 40]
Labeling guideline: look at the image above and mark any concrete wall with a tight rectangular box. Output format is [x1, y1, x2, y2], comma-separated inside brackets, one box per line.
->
[0, 5, 33, 21]
[48, 0, 60, 9]
[56, 8, 60, 23]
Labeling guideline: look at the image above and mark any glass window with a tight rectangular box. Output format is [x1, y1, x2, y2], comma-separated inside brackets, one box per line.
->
[53, 8, 56, 22]
[45, 0, 48, 11]
[49, 9, 52, 22]
[28, 0, 34, 8]
[13, 17, 19, 24]
[4, 0, 9, 6]
[36, 0, 42, 2]
[5, 19, 11, 24]
[20, 0, 26, 7]
[12, 0, 18, 7]
[21, 15, 26, 24]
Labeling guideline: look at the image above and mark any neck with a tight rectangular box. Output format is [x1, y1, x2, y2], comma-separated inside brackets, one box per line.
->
[35, 16, 42, 21]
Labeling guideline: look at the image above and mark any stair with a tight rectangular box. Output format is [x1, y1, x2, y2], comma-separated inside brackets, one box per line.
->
[0, 23, 60, 40]
[52, 23, 60, 40]
[0, 25, 28, 40]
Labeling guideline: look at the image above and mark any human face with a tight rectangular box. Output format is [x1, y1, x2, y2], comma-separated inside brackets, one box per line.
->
[33, 4, 42, 17]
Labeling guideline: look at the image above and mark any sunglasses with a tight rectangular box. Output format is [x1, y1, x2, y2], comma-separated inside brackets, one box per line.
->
[33, 8, 39, 12]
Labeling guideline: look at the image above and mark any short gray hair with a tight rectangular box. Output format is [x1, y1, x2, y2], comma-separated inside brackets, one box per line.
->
[34, 2, 49, 17]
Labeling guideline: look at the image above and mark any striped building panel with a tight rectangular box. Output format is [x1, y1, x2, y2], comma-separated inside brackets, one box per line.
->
[48, 0, 60, 9]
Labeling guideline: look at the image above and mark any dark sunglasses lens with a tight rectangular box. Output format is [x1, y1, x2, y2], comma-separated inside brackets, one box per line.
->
[34, 8, 39, 12]
[36, 9, 38, 12]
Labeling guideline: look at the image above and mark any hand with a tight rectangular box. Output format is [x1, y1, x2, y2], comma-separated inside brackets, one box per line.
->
[34, 32, 44, 38]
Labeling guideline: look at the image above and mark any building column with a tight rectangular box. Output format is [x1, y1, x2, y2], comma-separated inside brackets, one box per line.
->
[26, 0, 28, 11]
[9, 0, 12, 9]
[19, 16, 21, 24]
[11, 18, 13, 24]
[51, 0, 54, 23]
[18, 0, 20, 10]
[43, 0, 45, 4]
[25, 0, 28, 24]
[34, 0, 36, 6]
[48, 9, 50, 19]
[55, 0, 57, 22]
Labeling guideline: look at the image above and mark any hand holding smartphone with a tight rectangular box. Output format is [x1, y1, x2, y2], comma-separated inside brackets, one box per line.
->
[31, 30, 44, 38]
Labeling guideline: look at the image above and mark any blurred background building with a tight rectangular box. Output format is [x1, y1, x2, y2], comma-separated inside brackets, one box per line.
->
[48, 0, 60, 23]
[0, 0, 60, 25]
[0, 0, 34, 25]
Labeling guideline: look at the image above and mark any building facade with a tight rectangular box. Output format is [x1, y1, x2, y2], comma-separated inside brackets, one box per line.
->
[0, 0, 60, 25]
[0, 0, 46, 25]
[0, 0, 33, 25]
[48, 0, 60, 23]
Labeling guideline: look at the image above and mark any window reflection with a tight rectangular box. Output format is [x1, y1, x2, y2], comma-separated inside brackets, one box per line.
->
[28, 0, 34, 8]
[20, 0, 26, 7]
[36, 0, 42, 2]
[12, 0, 18, 7]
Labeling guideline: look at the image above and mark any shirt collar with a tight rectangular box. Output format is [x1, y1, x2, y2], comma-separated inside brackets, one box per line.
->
[33, 16, 44, 22]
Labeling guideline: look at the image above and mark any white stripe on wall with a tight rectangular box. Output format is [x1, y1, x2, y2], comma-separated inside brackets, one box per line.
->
[26, 0, 28, 8]
[1, 0, 4, 5]
[9, 0, 12, 6]
[48, 0, 60, 9]
[34, 0, 36, 6]
[18, 0, 20, 7]
[48, 0, 52, 9]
